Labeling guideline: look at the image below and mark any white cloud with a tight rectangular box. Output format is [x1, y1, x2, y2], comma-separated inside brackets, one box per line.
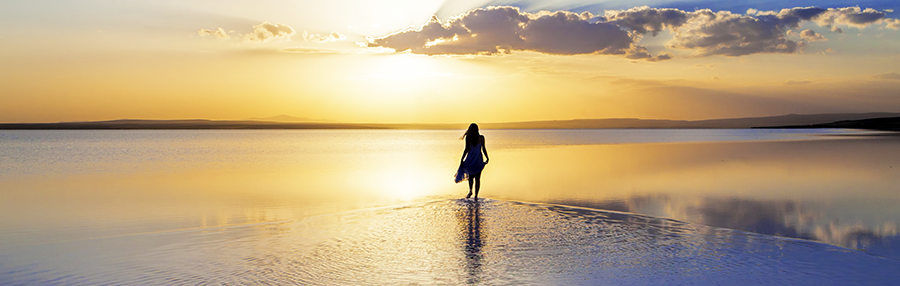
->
[789, 29, 827, 42]
[799, 29, 827, 42]
[198, 27, 230, 40]
[884, 18, 900, 29]
[243, 22, 296, 43]
[303, 31, 347, 43]
[281, 46, 355, 54]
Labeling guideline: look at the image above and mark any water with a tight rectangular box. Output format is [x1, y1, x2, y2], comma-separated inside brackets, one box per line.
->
[1, 129, 899, 284]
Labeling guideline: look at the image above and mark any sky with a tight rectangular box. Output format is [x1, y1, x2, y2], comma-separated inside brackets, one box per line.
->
[1, 0, 899, 123]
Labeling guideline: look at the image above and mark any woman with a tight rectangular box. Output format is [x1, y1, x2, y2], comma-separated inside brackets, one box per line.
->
[455, 123, 490, 199]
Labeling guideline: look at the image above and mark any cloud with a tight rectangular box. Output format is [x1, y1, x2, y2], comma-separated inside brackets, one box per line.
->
[799, 29, 827, 42]
[785, 80, 812, 85]
[812, 7, 891, 29]
[243, 22, 296, 43]
[667, 9, 803, 56]
[872, 72, 900, 80]
[367, 5, 899, 59]
[624, 45, 672, 61]
[661, 6, 885, 56]
[817, 47, 837, 55]
[281, 47, 349, 54]
[605, 6, 689, 36]
[885, 18, 900, 29]
[197, 27, 230, 40]
[688, 198, 812, 239]
[686, 198, 900, 251]
[522, 10, 634, 55]
[303, 31, 347, 43]
[366, 7, 636, 57]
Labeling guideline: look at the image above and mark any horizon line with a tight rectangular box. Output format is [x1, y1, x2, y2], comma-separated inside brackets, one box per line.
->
[4, 111, 900, 125]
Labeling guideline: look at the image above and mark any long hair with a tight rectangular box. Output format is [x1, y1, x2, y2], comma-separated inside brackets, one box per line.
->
[462, 123, 480, 147]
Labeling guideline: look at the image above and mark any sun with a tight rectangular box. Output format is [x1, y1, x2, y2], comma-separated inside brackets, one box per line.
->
[358, 54, 452, 82]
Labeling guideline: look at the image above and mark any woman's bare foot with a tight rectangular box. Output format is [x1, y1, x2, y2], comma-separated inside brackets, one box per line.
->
[466, 191, 472, 198]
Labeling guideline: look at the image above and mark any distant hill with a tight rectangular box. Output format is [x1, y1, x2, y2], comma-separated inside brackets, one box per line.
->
[2, 113, 900, 130]
[480, 112, 900, 129]
[0, 119, 386, 130]
[246, 115, 332, 123]
[758, 116, 900, 131]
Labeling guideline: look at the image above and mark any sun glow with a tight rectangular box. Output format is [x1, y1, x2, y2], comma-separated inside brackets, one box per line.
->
[392, 173, 434, 200]
[352, 54, 452, 81]
[365, 149, 450, 201]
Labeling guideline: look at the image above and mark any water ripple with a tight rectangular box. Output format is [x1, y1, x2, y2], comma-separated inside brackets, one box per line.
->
[2, 199, 898, 285]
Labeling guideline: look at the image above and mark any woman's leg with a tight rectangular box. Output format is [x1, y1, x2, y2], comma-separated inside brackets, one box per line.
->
[473, 172, 482, 199]
[466, 175, 474, 198]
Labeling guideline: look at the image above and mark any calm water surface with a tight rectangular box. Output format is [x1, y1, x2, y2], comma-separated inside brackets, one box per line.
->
[1, 129, 899, 284]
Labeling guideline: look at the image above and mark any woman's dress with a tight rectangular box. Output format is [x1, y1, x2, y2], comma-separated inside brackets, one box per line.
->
[455, 143, 486, 183]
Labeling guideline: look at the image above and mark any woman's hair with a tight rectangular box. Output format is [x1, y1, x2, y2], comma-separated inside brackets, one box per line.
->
[462, 123, 480, 147]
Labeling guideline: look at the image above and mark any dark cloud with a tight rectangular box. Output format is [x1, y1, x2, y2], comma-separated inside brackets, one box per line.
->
[770, 7, 828, 26]
[367, 7, 634, 57]
[873, 72, 900, 80]
[366, 6, 899, 59]
[624, 46, 672, 61]
[521, 11, 632, 55]
[668, 9, 802, 56]
[605, 6, 689, 36]
[813, 7, 890, 28]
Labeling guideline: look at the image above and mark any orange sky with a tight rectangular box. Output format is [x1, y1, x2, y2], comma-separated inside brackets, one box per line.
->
[1, 1, 899, 123]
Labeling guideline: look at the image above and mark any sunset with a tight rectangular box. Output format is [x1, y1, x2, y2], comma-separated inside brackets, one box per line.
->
[3, 1, 900, 123]
[2, 0, 900, 284]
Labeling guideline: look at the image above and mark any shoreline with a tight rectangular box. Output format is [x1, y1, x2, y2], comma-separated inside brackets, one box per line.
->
[2, 113, 900, 130]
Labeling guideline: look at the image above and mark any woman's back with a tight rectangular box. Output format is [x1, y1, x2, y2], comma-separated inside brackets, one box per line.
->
[465, 135, 484, 151]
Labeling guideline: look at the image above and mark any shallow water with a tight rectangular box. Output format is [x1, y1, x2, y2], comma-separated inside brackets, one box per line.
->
[1, 129, 899, 283]
[3, 199, 898, 285]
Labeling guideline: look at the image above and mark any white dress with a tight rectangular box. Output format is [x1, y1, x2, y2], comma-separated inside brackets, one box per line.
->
[455, 143, 486, 183]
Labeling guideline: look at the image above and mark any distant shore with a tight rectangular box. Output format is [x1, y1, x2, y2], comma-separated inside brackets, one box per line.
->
[1, 113, 899, 131]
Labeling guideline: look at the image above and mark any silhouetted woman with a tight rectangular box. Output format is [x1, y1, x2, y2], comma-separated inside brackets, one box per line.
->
[455, 123, 489, 199]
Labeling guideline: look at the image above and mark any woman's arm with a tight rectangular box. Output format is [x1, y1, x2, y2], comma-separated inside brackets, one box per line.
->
[461, 145, 469, 164]
[481, 136, 489, 164]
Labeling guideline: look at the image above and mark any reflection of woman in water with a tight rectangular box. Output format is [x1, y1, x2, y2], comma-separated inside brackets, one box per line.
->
[455, 123, 490, 199]
[461, 200, 483, 283]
